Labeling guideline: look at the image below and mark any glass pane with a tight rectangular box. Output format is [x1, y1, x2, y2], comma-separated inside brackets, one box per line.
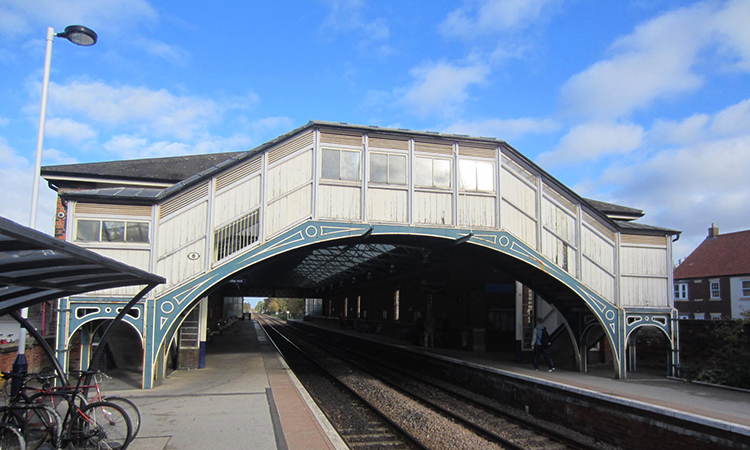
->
[102, 221, 125, 242]
[370, 154, 388, 183]
[126, 222, 150, 243]
[434, 159, 451, 188]
[76, 220, 100, 242]
[322, 149, 340, 180]
[459, 160, 477, 190]
[476, 162, 495, 191]
[415, 158, 432, 187]
[389, 155, 406, 185]
[340, 150, 360, 181]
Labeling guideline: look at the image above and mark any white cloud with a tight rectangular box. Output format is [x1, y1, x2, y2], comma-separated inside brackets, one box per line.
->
[320, 0, 392, 56]
[538, 122, 643, 166]
[442, 117, 560, 140]
[103, 133, 253, 160]
[712, 0, 750, 72]
[0, 117, 9, 127]
[648, 114, 710, 146]
[44, 80, 220, 141]
[400, 62, 489, 118]
[560, 3, 711, 119]
[440, 0, 561, 38]
[45, 117, 97, 142]
[133, 37, 191, 66]
[711, 98, 750, 136]
[0, 0, 158, 39]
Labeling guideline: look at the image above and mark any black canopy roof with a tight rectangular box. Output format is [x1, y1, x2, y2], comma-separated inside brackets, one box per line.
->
[0, 216, 165, 315]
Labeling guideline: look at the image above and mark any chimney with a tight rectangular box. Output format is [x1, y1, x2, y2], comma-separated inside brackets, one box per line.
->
[708, 223, 719, 239]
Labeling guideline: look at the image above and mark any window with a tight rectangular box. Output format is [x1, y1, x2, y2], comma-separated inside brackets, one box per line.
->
[694, 313, 706, 320]
[415, 156, 451, 189]
[370, 153, 407, 185]
[710, 313, 722, 320]
[742, 280, 750, 298]
[679, 313, 690, 320]
[459, 160, 494, 191]
[393, 289, 400, 321]
[674, 283, 688, 300]
[322, 148, 360, 181]
[710, 280, 721, 299]
[76, 219, 149, 243]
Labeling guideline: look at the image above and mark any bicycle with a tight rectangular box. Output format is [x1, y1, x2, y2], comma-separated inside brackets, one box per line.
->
[0, 422, 25, 450]
[2, 371, 132, 450]
[1, 372, 62, 450]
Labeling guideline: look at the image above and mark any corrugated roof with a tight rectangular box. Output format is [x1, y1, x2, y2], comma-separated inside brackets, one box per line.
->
[674, 229, 750, 279]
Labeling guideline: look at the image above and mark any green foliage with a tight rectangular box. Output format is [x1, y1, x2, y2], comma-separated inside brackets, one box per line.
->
[254, 297, 305, 317]
[693, 318, 750, 389]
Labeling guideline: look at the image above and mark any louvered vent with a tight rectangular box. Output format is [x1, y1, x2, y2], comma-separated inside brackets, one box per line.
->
[621, 234, 666, 246]
[75, 203, 151, 217]
[269, 132, 314, 164]
[458, 144, 496, 158]
[369, 135, 409, 150]
[215, 156, 261, 191]
[160, 183, 209, 219]
[319, 131, 362, 147]
[414, 140, 453, 155]
[214, 209, 260, 261]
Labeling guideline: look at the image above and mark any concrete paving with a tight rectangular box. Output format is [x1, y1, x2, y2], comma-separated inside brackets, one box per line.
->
[105, 319, 343, 450]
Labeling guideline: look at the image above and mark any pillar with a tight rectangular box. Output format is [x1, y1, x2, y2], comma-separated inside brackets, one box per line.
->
[198, 297, 208, 369]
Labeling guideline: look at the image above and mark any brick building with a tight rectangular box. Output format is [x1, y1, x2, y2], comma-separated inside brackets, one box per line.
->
[673, 224, 750, 319]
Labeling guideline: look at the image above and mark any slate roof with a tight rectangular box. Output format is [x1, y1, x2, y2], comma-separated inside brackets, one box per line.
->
[584, 198, 644, 220]
[674, 229, 750, 279]
[42, 151, 244, 185]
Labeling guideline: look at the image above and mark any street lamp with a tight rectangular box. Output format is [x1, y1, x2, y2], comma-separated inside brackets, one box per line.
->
[14, 25, 98, 392]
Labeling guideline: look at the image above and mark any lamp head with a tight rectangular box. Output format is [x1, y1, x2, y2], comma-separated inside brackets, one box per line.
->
[57, 25, 98, 46]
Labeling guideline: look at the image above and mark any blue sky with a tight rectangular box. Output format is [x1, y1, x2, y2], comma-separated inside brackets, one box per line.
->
[1, 0, 749, 263]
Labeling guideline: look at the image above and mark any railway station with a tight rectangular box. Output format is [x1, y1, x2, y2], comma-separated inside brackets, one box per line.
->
[7, 120, 747, 449]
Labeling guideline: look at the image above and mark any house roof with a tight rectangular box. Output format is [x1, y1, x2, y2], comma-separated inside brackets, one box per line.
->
[674, 229, 750, 279]
[583, 198, 644, 221]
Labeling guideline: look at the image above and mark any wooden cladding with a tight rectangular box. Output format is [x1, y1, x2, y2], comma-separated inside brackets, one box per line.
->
[160, 183, 209, 219]
[621, 234, 667, 246]
[75, 203, 151, 217]
[458, 144, 496, 159]
[215, 156, 261, 191]
[320, 131, 362, 147]
[269, 131, 314, 164]
[368, 135, 409, 150]
[414, 140, 453, 155]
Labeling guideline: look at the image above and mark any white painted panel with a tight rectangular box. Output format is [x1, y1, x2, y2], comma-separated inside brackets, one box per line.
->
[458, 194, 496, 228]
[500, 166, 536, 217]
[266, 185, 313, 237]
[214, 175, 261, 226]
[581, 226, 615, 273]
[414, 191, 453, 225]
[368, 188, 408, 222]
[82, 248, 151, 296]
[500, 200, 536, 247]
[541, 229, 577, 275]
[620, 246, 668, 276]
[317, 185, 361, 221]
[621, 277, 669, 307]
[581, 257, 615, 302]
[155, 238, 206, 293]
[156, 201, 208, 257]
[542, 197, 576, 244]
[268, 150, 313, 201]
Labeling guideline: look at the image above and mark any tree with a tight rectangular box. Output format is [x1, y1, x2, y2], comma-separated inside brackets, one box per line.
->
[695, 314, 750, 389]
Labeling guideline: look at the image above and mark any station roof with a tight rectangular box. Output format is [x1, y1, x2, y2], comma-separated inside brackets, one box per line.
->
[0, 216, 165, 315]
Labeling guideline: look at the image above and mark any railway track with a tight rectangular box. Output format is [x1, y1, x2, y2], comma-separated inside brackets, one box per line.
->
[258, 315, 613, 450]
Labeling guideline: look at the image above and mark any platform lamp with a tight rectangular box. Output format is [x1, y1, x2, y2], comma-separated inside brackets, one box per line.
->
[13, 25, 98, 395]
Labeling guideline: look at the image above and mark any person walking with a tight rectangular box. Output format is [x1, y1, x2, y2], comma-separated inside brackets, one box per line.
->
[532, 322, 555, 372]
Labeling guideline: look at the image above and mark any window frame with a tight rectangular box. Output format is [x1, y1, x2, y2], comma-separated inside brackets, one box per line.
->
[414, 155, 452, 190]
[709, 280, 721, 300]
[321, 147, 361, 182]
[458, 158, 495, 193]
[369, 151, 407, 186]
[75, 218, 150, 244]
[742, 279, 750, 298]
[674, 282, 688, 300]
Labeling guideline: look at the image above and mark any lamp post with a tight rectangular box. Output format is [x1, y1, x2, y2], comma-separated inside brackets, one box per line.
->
[13, 25, 98, 392]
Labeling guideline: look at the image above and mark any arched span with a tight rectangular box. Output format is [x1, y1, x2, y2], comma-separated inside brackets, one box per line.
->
[145, 220, 626, 385]
[66, 299, 144, 342]
[625, 312, 674, 346]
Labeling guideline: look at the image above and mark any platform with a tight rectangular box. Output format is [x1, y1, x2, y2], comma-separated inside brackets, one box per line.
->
[107, 319, 345, 450]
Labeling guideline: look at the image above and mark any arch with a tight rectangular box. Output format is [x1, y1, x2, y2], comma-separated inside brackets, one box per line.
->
[143, 219, 628, 387]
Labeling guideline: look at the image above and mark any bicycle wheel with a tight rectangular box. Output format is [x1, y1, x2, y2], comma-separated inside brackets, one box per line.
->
[103, 397, 140, 441]
[0, 422, 25, 450]
[23, 405, 60, 450]
[28, 390, 87, 431]
[67, 401, 131, 450]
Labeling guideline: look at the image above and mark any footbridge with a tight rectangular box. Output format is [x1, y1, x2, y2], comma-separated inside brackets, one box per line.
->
[49, 121, 680, 388]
